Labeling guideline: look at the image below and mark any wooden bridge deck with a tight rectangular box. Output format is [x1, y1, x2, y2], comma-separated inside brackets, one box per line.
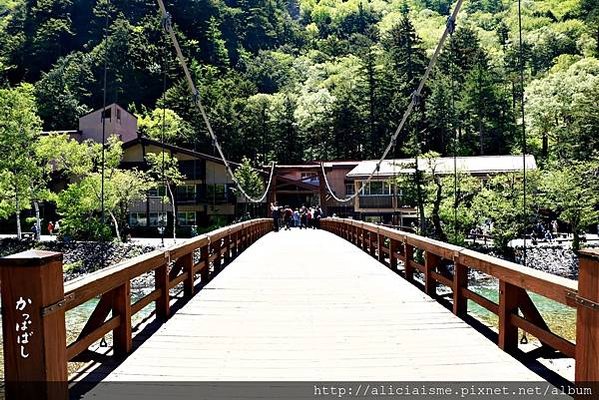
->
[78, 229, 541, 394]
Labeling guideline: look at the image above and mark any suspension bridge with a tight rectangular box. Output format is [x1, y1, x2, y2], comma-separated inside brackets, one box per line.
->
[3, 0, 597, 398]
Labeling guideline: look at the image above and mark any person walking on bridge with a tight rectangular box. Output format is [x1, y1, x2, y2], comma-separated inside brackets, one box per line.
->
[270, 202, 281, 232]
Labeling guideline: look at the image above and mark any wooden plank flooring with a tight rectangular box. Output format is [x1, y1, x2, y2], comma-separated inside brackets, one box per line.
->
[78, 229, 542, 395]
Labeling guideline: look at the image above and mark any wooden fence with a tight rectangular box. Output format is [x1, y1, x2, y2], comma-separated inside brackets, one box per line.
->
[321, 218, 599, 386]
[0, 219, 272, 400]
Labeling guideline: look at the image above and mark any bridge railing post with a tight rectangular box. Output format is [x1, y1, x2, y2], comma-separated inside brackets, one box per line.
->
[575, 249, 599, 384]
[452, 256, 468, 317]
[389, 239, 398, 271]
[155, 252, 171, 320]
[112, 280, 132, 355]
[404, 243, 414, 282]
[179, 251, 195, 297]
[0, 250, 68, 400]
[200, 243, 210, 284]
[424, 251, 440, 297]
[498, 280, 519, 352]
[224, 229, 231, 266]
[369, 231, 376, 257]
[377, 230, 384, 263]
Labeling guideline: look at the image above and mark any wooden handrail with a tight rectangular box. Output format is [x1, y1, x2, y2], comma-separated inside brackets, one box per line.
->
[0, 218, 273, 400]
[321, 217, 598, 386]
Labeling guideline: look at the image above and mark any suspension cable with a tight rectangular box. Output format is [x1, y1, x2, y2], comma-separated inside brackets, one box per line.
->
[160, 47, 167, 247]
[449, 13, 458, 243]
[100, 3, 110, 258]
[320, 0, 465, 203]
[518, 0, 528, 265]
[155, 0, 275, 203]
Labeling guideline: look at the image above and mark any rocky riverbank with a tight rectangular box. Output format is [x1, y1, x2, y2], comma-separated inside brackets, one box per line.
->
[0, 238, 156, 282]
[515, 243, 599, 280]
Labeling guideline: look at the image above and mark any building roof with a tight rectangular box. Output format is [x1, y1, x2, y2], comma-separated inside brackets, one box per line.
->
[346, 155, 537, 179]
[273, 161, 360, 170]
[123, 137, 245, 169]
[40, 130, 80, 136]
[79, 103, 137, 120]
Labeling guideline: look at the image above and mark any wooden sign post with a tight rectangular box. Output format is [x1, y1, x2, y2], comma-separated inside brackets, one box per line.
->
[0, 250, 68, 400]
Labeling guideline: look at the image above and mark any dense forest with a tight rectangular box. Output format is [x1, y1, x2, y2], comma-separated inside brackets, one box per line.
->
[0, 0, 598, 248]
[0, 0, 598, 165]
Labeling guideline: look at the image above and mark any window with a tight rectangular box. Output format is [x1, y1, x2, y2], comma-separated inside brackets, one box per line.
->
[345, 183, 355, 195]
[101, 108, 111, 120]
[177, 211, 196, 226]
[176, 185, 196, 201]
[149, 185, 167, 197]
[359, 181, 392, 196]
[207, 184, 227, 200]
[129, 212, 147, 227]
[116, 108, 122, 122]
[149, 212, 167, 227]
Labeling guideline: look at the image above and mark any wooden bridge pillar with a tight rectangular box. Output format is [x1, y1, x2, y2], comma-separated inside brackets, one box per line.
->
[112, 281, 132, 355]
[369, 232, 376, 258]
[377, 232, 384, 263]
[389, 239, 398, 271]
[452, 260, 468, 317]
[498, 281, 519, 352]
[200, 243, 210, 284]
[404, 243, 414, 282]
[424, 252, 440, 297]
[155, 254, 170, 320]
[0, 250, 68, 400]
[575, 249, 599, 384]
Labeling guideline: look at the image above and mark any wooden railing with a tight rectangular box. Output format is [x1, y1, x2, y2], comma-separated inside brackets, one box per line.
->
[0, 218, 272, 400]
[321, 218, 599, 385]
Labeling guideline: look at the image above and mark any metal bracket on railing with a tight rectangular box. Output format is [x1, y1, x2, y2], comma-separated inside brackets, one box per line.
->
[164, 250, 171, 265]
[575, 294, 599, 310]
[41, 293, 75, 317]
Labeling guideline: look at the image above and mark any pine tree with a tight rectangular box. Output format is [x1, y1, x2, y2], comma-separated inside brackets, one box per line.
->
[205, 17, 229, 68]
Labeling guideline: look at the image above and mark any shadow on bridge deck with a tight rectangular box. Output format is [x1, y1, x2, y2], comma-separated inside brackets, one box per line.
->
[73, 229, 545, 397]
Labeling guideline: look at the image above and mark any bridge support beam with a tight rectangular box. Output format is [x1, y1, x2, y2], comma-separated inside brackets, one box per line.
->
[0, 250, 68, 400]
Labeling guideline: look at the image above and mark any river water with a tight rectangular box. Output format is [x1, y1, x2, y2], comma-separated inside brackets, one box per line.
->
[468, 284, 576, 342]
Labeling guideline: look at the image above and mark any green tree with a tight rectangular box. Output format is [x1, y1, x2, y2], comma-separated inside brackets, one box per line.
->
[205, 16, 230, 67]
[526, 57, 599, 162]
[471, 172, 539, 255]
[233, 156, 265, 216]
[0, 84, 43, 239]
[137, 107, 192, 145]
[541, 162, 599, 250]
[145, 152, 185, 242]
[35, 51, 93, 129]
[53, 136, 152, 241]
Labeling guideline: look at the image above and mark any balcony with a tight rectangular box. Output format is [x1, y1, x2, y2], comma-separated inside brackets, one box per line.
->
[358, 195, 394, 209]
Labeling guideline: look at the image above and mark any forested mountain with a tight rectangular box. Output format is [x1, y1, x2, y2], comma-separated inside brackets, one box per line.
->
[1, 0, 598, 165]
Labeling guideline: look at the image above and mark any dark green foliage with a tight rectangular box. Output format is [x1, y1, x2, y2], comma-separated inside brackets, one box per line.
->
[0, 0, 596, 169]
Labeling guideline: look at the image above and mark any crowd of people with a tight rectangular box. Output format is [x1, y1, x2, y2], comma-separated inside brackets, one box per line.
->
[532, 220, 560, 242]
[270, 202, 324, 231]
